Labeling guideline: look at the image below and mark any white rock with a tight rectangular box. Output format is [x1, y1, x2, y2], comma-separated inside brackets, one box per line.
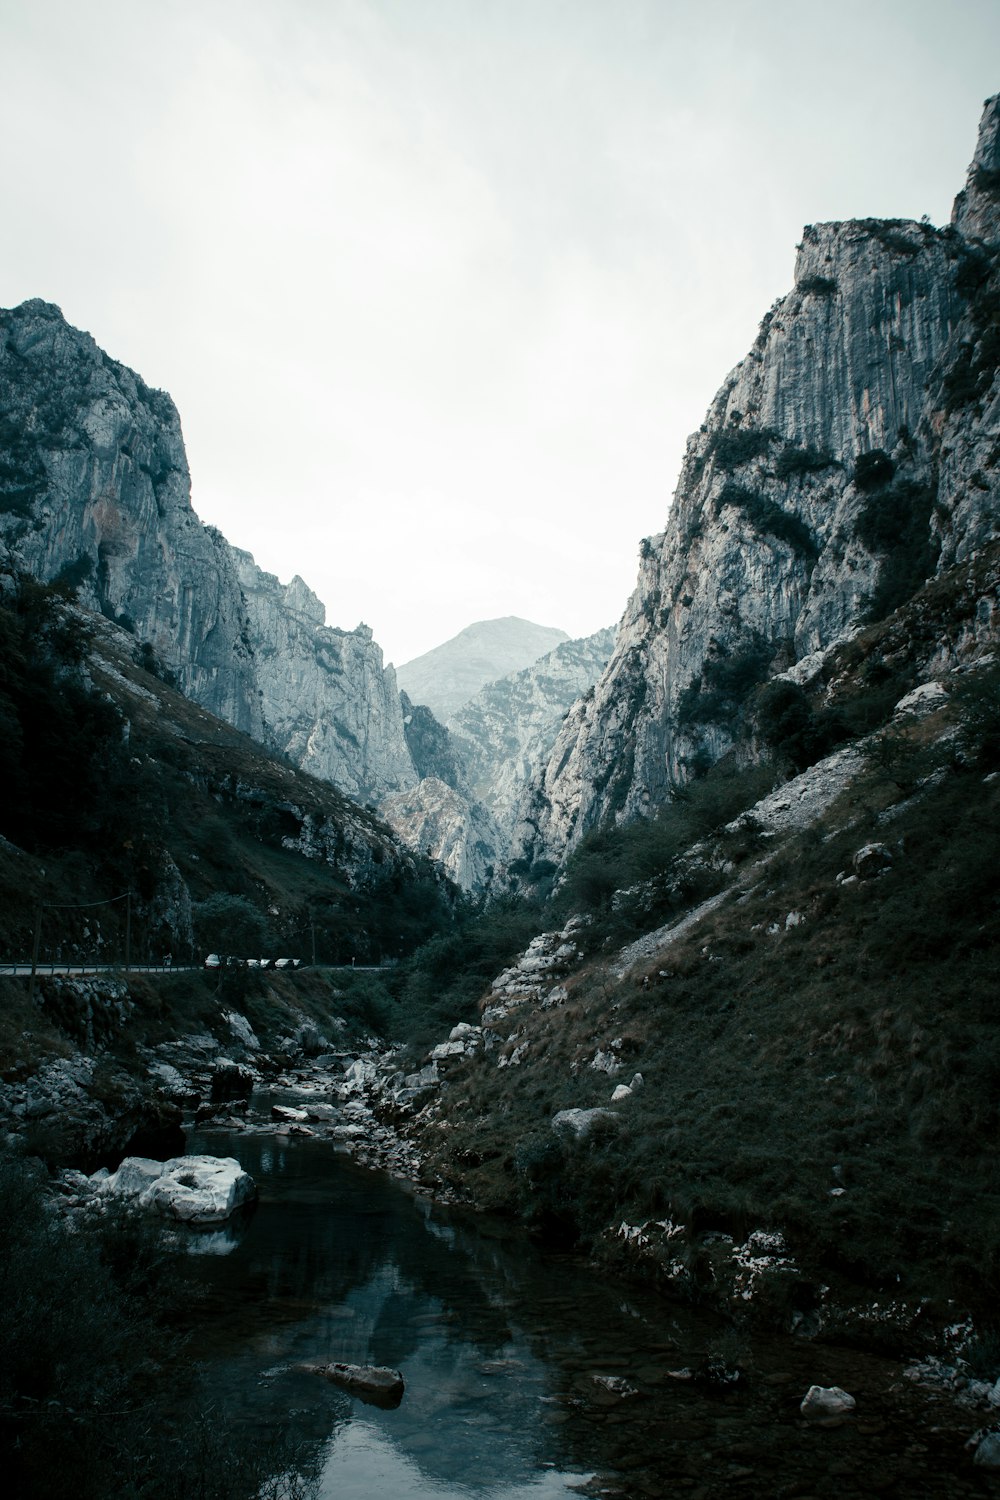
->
[97, 1157, 164, 1197]
[343, 1058, 378, 1088]
[271, 1104, 308, 1122]
[147, 1061, 188, 1093]
[98, 1155, 257, 1224]
[611, 1084, 633, 1102]
[223, 1010, 260, 1050]
[551, 1107, 616, 1138]
[430, 1040, 466, 1060]
[800, 1385, 856, 1421]
[974, 1430, 1000, 1467]
[893, 681, 948, 717]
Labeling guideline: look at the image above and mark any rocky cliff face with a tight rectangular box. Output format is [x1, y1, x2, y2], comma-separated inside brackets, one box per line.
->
[0, 299, 263, 737]
[378, 776, 502, 892]
[231, 551, 415, 802]
[449, 626, 616, 840]
[0, 300, 415, 803]
[512, 96, 1000, 871]
[381, 629, 614, 889]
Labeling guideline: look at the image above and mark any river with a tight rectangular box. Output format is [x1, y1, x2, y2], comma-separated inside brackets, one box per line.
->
[180, 1109, 995, 1499]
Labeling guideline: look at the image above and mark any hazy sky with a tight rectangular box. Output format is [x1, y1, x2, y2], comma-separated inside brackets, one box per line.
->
[1, 1, 998, 666]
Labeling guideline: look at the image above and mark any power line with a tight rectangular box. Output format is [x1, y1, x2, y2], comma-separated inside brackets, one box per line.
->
[28, 891, 133, 1001]
[37, 894, 131, 906]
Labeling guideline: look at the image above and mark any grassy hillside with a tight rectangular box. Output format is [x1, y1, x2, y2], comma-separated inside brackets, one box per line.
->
[403, 547, 1000, 1328]
[0, 572, 453, 971]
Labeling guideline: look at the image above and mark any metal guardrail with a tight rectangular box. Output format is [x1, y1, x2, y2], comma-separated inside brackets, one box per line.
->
[0, 963, 200, 977]
[0, 961, 384, 976]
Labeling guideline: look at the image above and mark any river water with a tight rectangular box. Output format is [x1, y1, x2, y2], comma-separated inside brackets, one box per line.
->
[182, 1112, 995, 1500]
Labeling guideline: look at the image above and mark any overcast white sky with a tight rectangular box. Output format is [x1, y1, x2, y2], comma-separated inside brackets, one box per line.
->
[1, 1, 998, 666]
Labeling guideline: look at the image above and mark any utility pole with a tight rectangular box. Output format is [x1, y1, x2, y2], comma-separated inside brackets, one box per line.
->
[28, 906, 42, 1005]
[125, 891, 132, 973]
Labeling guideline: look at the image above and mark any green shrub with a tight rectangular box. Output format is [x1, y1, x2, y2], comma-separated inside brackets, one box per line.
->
[855, 476, 939, 621]
[774, 443, 837, 479]
[717, 482, 818, 561]
[708, 426, 777, 470]
[193, 893, 273, 957]
[952, 663, 1000, 771]
[0, 417, 47, 514]
[0, 573, 154, 858]
[754, 679, 850, 771]
[853, 449, 895, 491]
[676, 634, 775, 729]
[865, 220, 925, 257]
[53, 553, 94, 595]
[555, 760, 777, 943]
[797, 274, 838, 296]
[942, 267, 1000, 413]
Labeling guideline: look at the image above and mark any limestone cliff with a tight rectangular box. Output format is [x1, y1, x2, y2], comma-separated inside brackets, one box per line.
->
[231, 552, 415, 802]
[378, 776, 502, 892]
[449, 627, 615, 842]
[381, 629, 614, 889]
[0, 300, 263, 737]
[0, 300, 415, 803]
[512, 95, 1000, 870]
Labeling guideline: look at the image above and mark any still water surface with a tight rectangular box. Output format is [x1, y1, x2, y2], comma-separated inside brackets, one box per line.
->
[183, 1114, 991, 1499]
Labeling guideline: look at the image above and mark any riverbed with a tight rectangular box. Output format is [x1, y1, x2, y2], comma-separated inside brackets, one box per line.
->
[180, 1107, 997, 1499]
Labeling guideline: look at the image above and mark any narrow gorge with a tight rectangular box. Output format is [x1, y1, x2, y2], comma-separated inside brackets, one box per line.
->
[2, 83, 1000, 1500]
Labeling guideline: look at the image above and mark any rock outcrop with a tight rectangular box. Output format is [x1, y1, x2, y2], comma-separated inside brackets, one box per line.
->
[95, 1153, 257, 1223]
[232, 550, 415, 801]
[0, 301, 415, 803]
[307, 1361, 405, 1408]
[449, 627, 615, 846]
[512, 95, 1000, 870]
[382, 630, 614, 888]
[378, 775, 502, 891]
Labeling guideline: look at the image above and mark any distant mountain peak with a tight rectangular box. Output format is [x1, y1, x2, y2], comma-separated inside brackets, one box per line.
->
[396, 617, 569, 722]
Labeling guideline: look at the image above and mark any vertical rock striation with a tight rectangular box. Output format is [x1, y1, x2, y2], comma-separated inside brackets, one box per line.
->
[448, 626, 616, 839]
[380, 628, 614, 889]
[0, 300, 416, 803]
[512, 95, 1000, 871]
[231, 551, 415, 801]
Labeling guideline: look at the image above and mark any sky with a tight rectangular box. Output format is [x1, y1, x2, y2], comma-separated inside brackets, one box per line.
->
[1, 1, 998, 667]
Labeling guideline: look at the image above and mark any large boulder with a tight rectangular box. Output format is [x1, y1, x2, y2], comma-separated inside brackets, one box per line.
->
[96, 1154, 257, 1223]
[800, 1385, 856, 1424]
[974, 1429, 1000, 1468]
[852, 843, 893, 880]
[210, 1061, 255, 1103]
[551, 1107, 616, 1139]
[306, 1361, 405, 1409]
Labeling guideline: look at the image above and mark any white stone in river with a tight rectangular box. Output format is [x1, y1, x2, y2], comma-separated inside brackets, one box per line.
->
[800, 1385, 856, 1421]
[95, 1155, 257, 1223]
[974, 1431, 1000, 1468]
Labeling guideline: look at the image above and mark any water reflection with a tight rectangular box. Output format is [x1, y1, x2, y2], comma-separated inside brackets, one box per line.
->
[182, 1117, 983, 1500]
[185, 1122, 591, 1497]
[315, 1424, 591, 1500]
[176, 1202, 257, 1256]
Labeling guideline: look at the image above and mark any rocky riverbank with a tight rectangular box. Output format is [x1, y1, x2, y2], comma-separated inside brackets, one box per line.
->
[4, 965, 1000, 1474]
